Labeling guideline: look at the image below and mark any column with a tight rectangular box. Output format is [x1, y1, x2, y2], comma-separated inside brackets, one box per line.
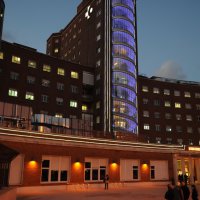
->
[173, 154, 178, 184]
[188, 157, 194, 184]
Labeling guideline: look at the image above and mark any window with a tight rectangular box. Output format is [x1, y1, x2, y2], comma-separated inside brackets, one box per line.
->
[165, 113, 171, 119]
[176, 126, 182, 133]
[196, 104, 200, 110]
[12, 56, 21, 64]
[164, 101, 171, 107]
[185, 104, 192, 109]
[96, 101, 100, 109]
[42, 79, 50, 87]
[197, 116, 200, 121]
[96, 60, 101, 67]
[186, 115, 192, 121]
[153, 88, 159, 94]
[175, 102, 181, 108]
[177, 139, 183, 145]
[142, 86, 148, 92]
[55, 113, 63, 118]
[164, 89, 170, 95]
[144, 124, 150, 130]
[174, 90, 180, 96]
[184, 92, 191, 98]
[71, 85, 79, 94]
[154, 100, 160, 106]
[166, 126, 172, 132]
[142, 99, 149, 105]
[70, 100, 77, 108]
[96, 10, 101, 17]
[176, 114, 181, 120]
[187, 127, 193, 133]
[41, 95, 48, 103]
[133, 166, 138, 180]
[143, 111, 149, 118]
[154, 112, 160, 119]
[96, 88, 100, 95]
[96, 116, 100, 124]
[96, 74, 100, 81]
[97, 47, 101, 54]
[57, 82, 64, 91]
[10, 72, 19, 80]
[96, 34, 101, 41]
[27, 76, 35, 84]
[25, 92, 34, 100]
[156, 137, 161, 144]
[57, 68, 65, 76]
[150, 166, 155, 179]
[166, 138, 172, 144]
[0, 52, 3, 59]
[189, 139, 193, 145]
[56, 97, 63, 106]
[195, 93, 200, 98]
[43, 64, 51, 72]
[96, 22, 101, 29]
[155, 124, 160, 132]
[8, 89, 18, 97]
[28, 60, 36, 68]
[71, 71, 79, 79]
[82, 105, 87, 111]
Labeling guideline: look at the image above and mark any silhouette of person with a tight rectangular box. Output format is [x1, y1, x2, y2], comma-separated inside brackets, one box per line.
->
[104, 174, 109, 190]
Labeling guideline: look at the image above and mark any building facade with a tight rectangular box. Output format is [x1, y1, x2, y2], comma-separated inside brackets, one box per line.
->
[47, 0, 138, 134]
[138, 76, 200, 146]
[0, 0, 5, 49]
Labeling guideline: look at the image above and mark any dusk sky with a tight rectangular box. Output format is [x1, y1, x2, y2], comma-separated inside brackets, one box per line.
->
[3, 0, 200, 82]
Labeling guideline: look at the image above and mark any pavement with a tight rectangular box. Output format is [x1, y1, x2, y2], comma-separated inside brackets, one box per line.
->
[17, 183, 200, 200]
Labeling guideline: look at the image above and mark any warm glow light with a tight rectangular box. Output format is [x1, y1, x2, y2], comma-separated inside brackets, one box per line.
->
[74, 162, 81, 170]
[142, 164, 148, 171]
[188, 147, 200, 151]
[28, 161, 37, 169]
[111, 163, 118, 171]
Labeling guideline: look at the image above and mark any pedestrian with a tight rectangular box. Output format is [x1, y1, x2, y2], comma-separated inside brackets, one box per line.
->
[191, 184, 198, 200]
[104, 174, 109, 190]
[165, 184, 174, 200]
[181, 181, 190, 200]
[174, 182, 184, 200]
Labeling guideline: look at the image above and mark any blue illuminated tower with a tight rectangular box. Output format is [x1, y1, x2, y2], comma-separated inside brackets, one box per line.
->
[105, 0, 138, 133]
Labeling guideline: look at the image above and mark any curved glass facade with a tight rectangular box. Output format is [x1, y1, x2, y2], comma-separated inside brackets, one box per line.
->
[112, 0, 137, 133]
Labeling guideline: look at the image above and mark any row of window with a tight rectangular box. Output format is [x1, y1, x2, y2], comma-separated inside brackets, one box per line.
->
[143, 98, 200, 109]
[142, 86, 200, 98]
[143, 124, 200, 134]
[143, 111, 200, 121]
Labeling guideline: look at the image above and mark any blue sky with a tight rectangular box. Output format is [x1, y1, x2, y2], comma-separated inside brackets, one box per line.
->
[3, 0, 200, 82]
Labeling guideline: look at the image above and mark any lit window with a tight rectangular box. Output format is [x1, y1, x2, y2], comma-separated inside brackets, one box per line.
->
[142, 86, 148, 92]
[10, 72, 19, 80]
[56, 97, 63, 105]
[96, 22, 101, 29]
[189, 139, 193, 145]
[164, 89, 170, 95]
[155, 138, 161, 144]
[96, 34, 101, 41]
[153, 88, 159, 94]
[144, 124, 150, 130]
[175, 102, 181, 108]
[185, 104, 191, 109]
[186, 115, 192, 121]
[82, 105, 87, 111]
[96, 60, 101, 67]
[57, 82, 64, 91]
[187, 127, 193, 133]
[54, 48, 59, 53]
[28, 60, 37, 68]
[166, 126, 172, 132]
[184, 92, 191, 98]
[176, 114, 182, 120]
[43, 64, 51, 72]
[164, 101, 171, 107]
[12, 56, 21, 64]
[70, 100, 77, 108]
[8, 89, 18, 97]
[57, 68, 65, 76]
[42, 79, 50, 87]
[97, 47, 101, 54]
[174, 90, 180, 96]
[96, 101, 100, 109]
[143, 111, 149, 117]
[165, 113, 171, 119]
[195, 93, 200, 98]
[0, 52, 3, 59]
[71, 71, 79, 79]
[96, 116, 100, 124]
[25, 92, 34, 100]
[41, 95, 48, 103]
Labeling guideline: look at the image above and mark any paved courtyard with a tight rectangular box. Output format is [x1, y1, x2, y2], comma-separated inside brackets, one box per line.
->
[16, 183, 200, 200]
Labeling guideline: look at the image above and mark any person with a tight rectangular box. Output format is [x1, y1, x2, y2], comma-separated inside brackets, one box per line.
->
[104, 174, 109, 190]
[174, 182, 184, 200]
[165, 184, 174, 200]
[181, 181, 190, 200]
[191, 184, 198, 200]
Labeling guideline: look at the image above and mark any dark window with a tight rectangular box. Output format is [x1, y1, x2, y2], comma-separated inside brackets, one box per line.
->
[150, 166, 155, 179]
[51, 170, 59, 182]
[85, 169, 90, 181]
[92, 169, 98, 180]
[41, 169, 49, 182]
[100, 166, 106, 180]
[42, 160, 50, 168]
[85, 162, 91, 168]
[133, 166, 138, 179]
[60, 170, 68, 181]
